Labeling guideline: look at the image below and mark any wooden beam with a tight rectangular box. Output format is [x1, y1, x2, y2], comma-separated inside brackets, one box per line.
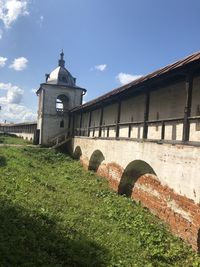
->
[107, 127, 109, 137]
[68, 113, 71, 136]
[99, 106, 104, 137]
[72, 114, 75, 136]
[128, 124, 131, 138]
[88, 111, 92, 137]
[116, 101, 121, 138]
[182, 74, 193, 142]
[79, 112, 83, 136]
[143, 92, 150, 139]
[161, 121, 165, 140]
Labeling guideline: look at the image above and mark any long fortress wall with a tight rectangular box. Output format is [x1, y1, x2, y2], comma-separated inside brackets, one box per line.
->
[71, 65, 200, 251]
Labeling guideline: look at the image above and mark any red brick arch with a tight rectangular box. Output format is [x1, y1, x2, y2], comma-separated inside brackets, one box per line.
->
[118, 160, 156, 197]
[88, 150, 105, 172]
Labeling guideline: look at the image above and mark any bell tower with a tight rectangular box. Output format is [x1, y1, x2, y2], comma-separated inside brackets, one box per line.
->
[36, 52, 86, 146]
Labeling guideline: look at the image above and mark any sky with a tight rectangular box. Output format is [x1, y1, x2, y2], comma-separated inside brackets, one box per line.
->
[0, 0, 200, 123]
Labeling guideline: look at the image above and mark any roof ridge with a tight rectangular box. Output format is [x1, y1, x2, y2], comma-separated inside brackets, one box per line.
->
[72, 50, 200, 112]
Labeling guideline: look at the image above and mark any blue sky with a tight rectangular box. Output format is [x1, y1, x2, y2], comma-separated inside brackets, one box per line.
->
[0, 0, 200, 122]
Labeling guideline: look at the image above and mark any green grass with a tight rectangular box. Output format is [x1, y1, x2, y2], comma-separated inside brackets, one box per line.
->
[0, 144, 200, 266]
[0, 133, 32, 145]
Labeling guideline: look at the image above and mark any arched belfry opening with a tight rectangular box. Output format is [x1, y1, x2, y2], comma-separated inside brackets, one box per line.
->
[118, 160, 156, 197]
[56, 94, 69, 113]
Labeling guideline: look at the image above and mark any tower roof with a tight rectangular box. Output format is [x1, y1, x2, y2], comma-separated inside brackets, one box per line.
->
[46, 51, 76, 86]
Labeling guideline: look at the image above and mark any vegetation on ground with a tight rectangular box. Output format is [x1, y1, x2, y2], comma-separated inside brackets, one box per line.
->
[0, 136, 200, 266]
[0, 133, 32, 145]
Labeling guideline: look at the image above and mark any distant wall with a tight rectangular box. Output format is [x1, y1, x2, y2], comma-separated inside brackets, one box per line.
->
[0, 123, 37, 142]
[14, 133, 34, 141]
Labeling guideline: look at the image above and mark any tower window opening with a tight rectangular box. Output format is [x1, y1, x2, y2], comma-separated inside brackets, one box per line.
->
[56, 94, 69, 113]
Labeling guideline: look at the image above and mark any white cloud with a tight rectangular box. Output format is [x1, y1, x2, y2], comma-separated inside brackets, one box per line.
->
[116, 72, 142, 85]
[82, 91, 88, 105]
[1, 104, 36, 122]
[9, 57, 28, 71]
[94, 64, 107, 71]
[37, 15, 44, 27]
[0, 82, 36, 122]
[40, 15, 44, 23]
[0, 29, 3, 39]
[30, 88, 37, 94]
[0, 0, 29, 28]
[0, 56, 7, 67]
[0, 82, 23, 104]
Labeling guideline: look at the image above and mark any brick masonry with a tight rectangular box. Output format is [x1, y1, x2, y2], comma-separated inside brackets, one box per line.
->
[80, 156, 200, 252]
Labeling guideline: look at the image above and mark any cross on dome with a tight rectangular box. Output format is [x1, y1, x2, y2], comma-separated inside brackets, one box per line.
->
[58, 50, 65, 68]
[45, 51, 76, 86]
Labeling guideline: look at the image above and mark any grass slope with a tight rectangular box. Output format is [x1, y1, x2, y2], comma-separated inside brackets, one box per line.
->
[0, 144, 200, 266]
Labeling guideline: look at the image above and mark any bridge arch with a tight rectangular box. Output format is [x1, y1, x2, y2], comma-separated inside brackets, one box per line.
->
[118, 160, 156, 197]
[88, 150, 105, 172]
[198, 229, 200, 253]
[73, 146, 82, 160]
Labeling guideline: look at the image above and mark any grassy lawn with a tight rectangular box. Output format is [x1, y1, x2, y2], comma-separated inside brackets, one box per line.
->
[0, 143, 200, 266]
[0, 133, 32, 145]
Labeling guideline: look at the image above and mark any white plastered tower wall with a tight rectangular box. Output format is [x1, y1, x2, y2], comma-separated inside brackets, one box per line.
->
[36, 52, 86, 146]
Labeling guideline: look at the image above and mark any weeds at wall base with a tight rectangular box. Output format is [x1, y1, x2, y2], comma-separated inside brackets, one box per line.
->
[0, 135, 200, 266]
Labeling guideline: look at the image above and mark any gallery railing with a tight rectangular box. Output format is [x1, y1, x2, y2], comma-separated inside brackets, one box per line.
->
[72, 115, 200, 146]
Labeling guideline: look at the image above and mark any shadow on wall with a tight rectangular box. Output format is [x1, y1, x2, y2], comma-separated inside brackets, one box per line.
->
[88, 150, 105, 172]
[73, 146, 82, 160]
[0, 198, 109, 266]
[118, 160, 156, 197]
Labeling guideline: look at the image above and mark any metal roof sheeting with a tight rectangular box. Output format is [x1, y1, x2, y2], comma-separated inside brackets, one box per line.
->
[72, 51, 200, 112]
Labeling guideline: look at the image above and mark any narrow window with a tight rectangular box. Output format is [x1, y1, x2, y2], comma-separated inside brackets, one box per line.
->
[60, 120, 64, 128]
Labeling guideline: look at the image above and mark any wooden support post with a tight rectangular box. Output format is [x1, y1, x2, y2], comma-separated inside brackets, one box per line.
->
[68, 113, 71, 136]
[128, 124, 131, 138]
[79, 112, 83, 136]
[99, 106, 104, 138]
[107, 127, 109, 137]
[88, 111, 92, 137]
[161, 121, 165, 140]
[72, 114, 75, 136]
[182, 74, 193, 142]
[143, 92, 150, 139]
[116, 100, 121, 139]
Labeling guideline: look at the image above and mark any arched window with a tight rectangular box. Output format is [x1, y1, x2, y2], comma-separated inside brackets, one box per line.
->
[56, 94, 69, 113]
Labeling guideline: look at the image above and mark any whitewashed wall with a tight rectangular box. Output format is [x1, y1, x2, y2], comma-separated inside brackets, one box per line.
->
[73, 137, 200, 204]
[37, 84, 83, 145]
